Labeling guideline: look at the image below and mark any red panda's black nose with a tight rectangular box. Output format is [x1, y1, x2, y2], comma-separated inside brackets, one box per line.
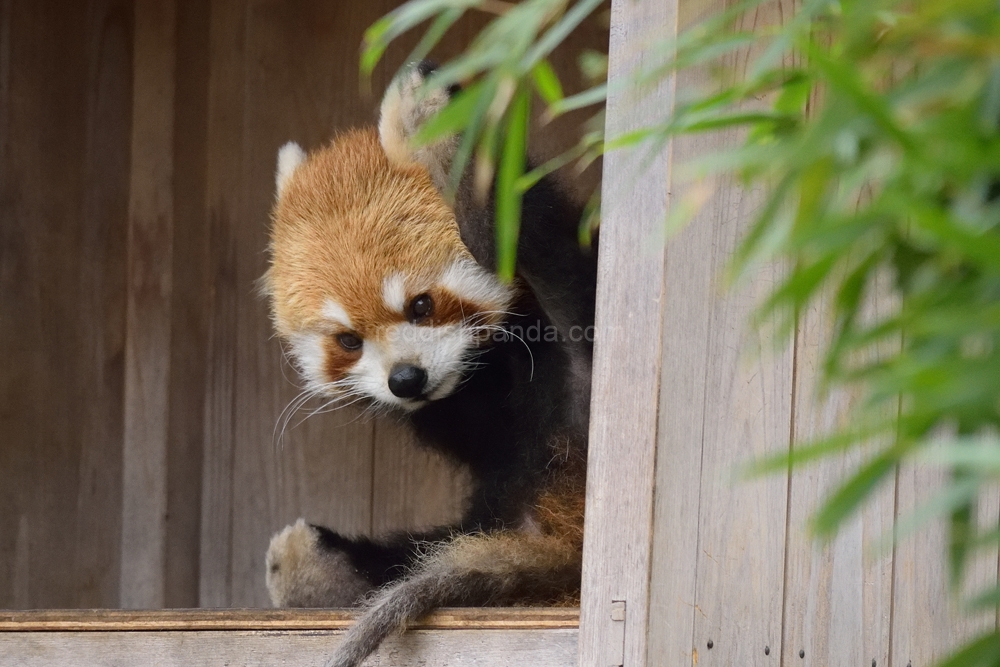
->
[388, 364, 428, 399]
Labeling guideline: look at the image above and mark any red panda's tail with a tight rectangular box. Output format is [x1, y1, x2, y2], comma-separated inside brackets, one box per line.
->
[324, 532, 581, 667]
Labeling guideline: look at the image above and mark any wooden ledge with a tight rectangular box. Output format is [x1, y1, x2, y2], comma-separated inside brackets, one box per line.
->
[1, 608, 580, 667]
[0, 607, 580, 632]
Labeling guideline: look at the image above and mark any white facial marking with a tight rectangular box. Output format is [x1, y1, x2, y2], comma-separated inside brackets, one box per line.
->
[275, 142, 305, 196]
[381, 273, 407, 314]
[350, 339, 391, 404]
[440, 259, 513, 311]
[347, 322, 474, 411]
[303, 262, 514, 411]
[321, 299, 353, 329]
[287, 332, 327, 391]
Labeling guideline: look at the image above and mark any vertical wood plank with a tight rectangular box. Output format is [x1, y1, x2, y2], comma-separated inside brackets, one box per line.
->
[686, 1, 797, 658]
[198, 0, 246, 608]
[0, 0, 132, 609]
[578, 0, 675, 665]
[780, 282, 895, 667]
[120, 0, 176, 609]
[164, 0, 212, 608]
[685, 183, 793, 662]
[891, 466, 1000, 666]
[370, 419, 470, 535]
[644, 2, 794, 665]
[645, 127, 717, 667]
[73, 0, 133, 609]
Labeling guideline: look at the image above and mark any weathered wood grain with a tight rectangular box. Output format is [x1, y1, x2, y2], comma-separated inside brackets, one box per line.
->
[119, 0, 177, 609]
[0, 607, 579, 631]
[70, 0, 134, 610]
[370, 418, 471, 535]
[0, 0, 132, 609]
[891, 465, 1000, 667]
[578, 1, 675, 665]
[780, 278, 895, 667]
[645, 132, 714, 667]
[197, 0, 246, 609]
[643, 1, 794, 665]
[682, 160, 793, 664]
[3, 628, 578, 667]
[163, 0, 212, 609]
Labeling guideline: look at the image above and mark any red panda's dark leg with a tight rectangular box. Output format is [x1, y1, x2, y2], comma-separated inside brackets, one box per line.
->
[324, 532, 581, 667]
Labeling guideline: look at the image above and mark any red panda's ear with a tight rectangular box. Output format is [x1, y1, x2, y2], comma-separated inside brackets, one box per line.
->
[378, 62, 458, 193]
[275, 141, 305, 198]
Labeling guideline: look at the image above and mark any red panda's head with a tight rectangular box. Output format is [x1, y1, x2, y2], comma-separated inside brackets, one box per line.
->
[264, 67, 513, 411]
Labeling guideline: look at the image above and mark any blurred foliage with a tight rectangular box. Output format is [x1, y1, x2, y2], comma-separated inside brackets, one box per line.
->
[364, 0, 1000, 663]
[363, 0, 607, 277]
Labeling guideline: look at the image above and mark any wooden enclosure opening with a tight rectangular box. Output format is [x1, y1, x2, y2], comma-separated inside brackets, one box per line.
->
[0, 0, 604, 611]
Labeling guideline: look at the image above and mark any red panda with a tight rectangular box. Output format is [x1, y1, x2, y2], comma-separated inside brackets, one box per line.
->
[262, 62, 596, 667]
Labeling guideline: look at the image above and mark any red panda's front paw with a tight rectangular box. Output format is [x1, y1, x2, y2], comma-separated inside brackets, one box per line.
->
[265, 519, 374, 608]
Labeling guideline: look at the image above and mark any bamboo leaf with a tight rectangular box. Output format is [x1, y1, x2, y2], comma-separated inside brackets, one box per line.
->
[406, 8, 466, 67]
[934, 633, 1000, 667]
[495, 88, 531, 281]
[522, 0, 605, 68]
[548, 83, 608, 116]
[812, 452, 900, 537]
[531, 59, 565, 105]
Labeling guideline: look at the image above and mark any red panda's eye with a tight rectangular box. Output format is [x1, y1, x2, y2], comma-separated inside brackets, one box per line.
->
[408, 294, 434, 322]
[337, 333, 363, 351]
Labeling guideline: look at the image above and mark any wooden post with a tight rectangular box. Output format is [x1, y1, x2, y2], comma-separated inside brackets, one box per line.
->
[578, 1, 677, 665]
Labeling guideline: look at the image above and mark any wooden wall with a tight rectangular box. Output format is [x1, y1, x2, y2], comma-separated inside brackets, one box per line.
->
[0, 0, 605, 609]
[578, 1, 999, 667]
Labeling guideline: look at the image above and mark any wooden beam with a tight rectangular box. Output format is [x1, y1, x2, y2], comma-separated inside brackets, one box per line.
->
[0, 608, 579, 632]
[1, 609, 579, 667]
[4, 629, 577, 667]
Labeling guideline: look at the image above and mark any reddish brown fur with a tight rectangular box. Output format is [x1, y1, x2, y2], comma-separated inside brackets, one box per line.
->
[424, 288, 477, 327]
[266, 129, 473, 340]
[322, 338, 363, 380]
[532, 440, 587, 552]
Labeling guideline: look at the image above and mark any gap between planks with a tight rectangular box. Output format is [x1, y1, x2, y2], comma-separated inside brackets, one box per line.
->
[0, 607, 579, 632]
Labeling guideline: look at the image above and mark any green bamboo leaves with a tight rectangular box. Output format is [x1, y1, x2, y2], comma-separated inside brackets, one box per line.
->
[361, 0, 606, 280]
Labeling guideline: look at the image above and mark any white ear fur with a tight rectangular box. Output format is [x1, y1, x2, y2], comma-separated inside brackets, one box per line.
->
[378, 64, 457, 192]
[275, 141, 306, 197]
